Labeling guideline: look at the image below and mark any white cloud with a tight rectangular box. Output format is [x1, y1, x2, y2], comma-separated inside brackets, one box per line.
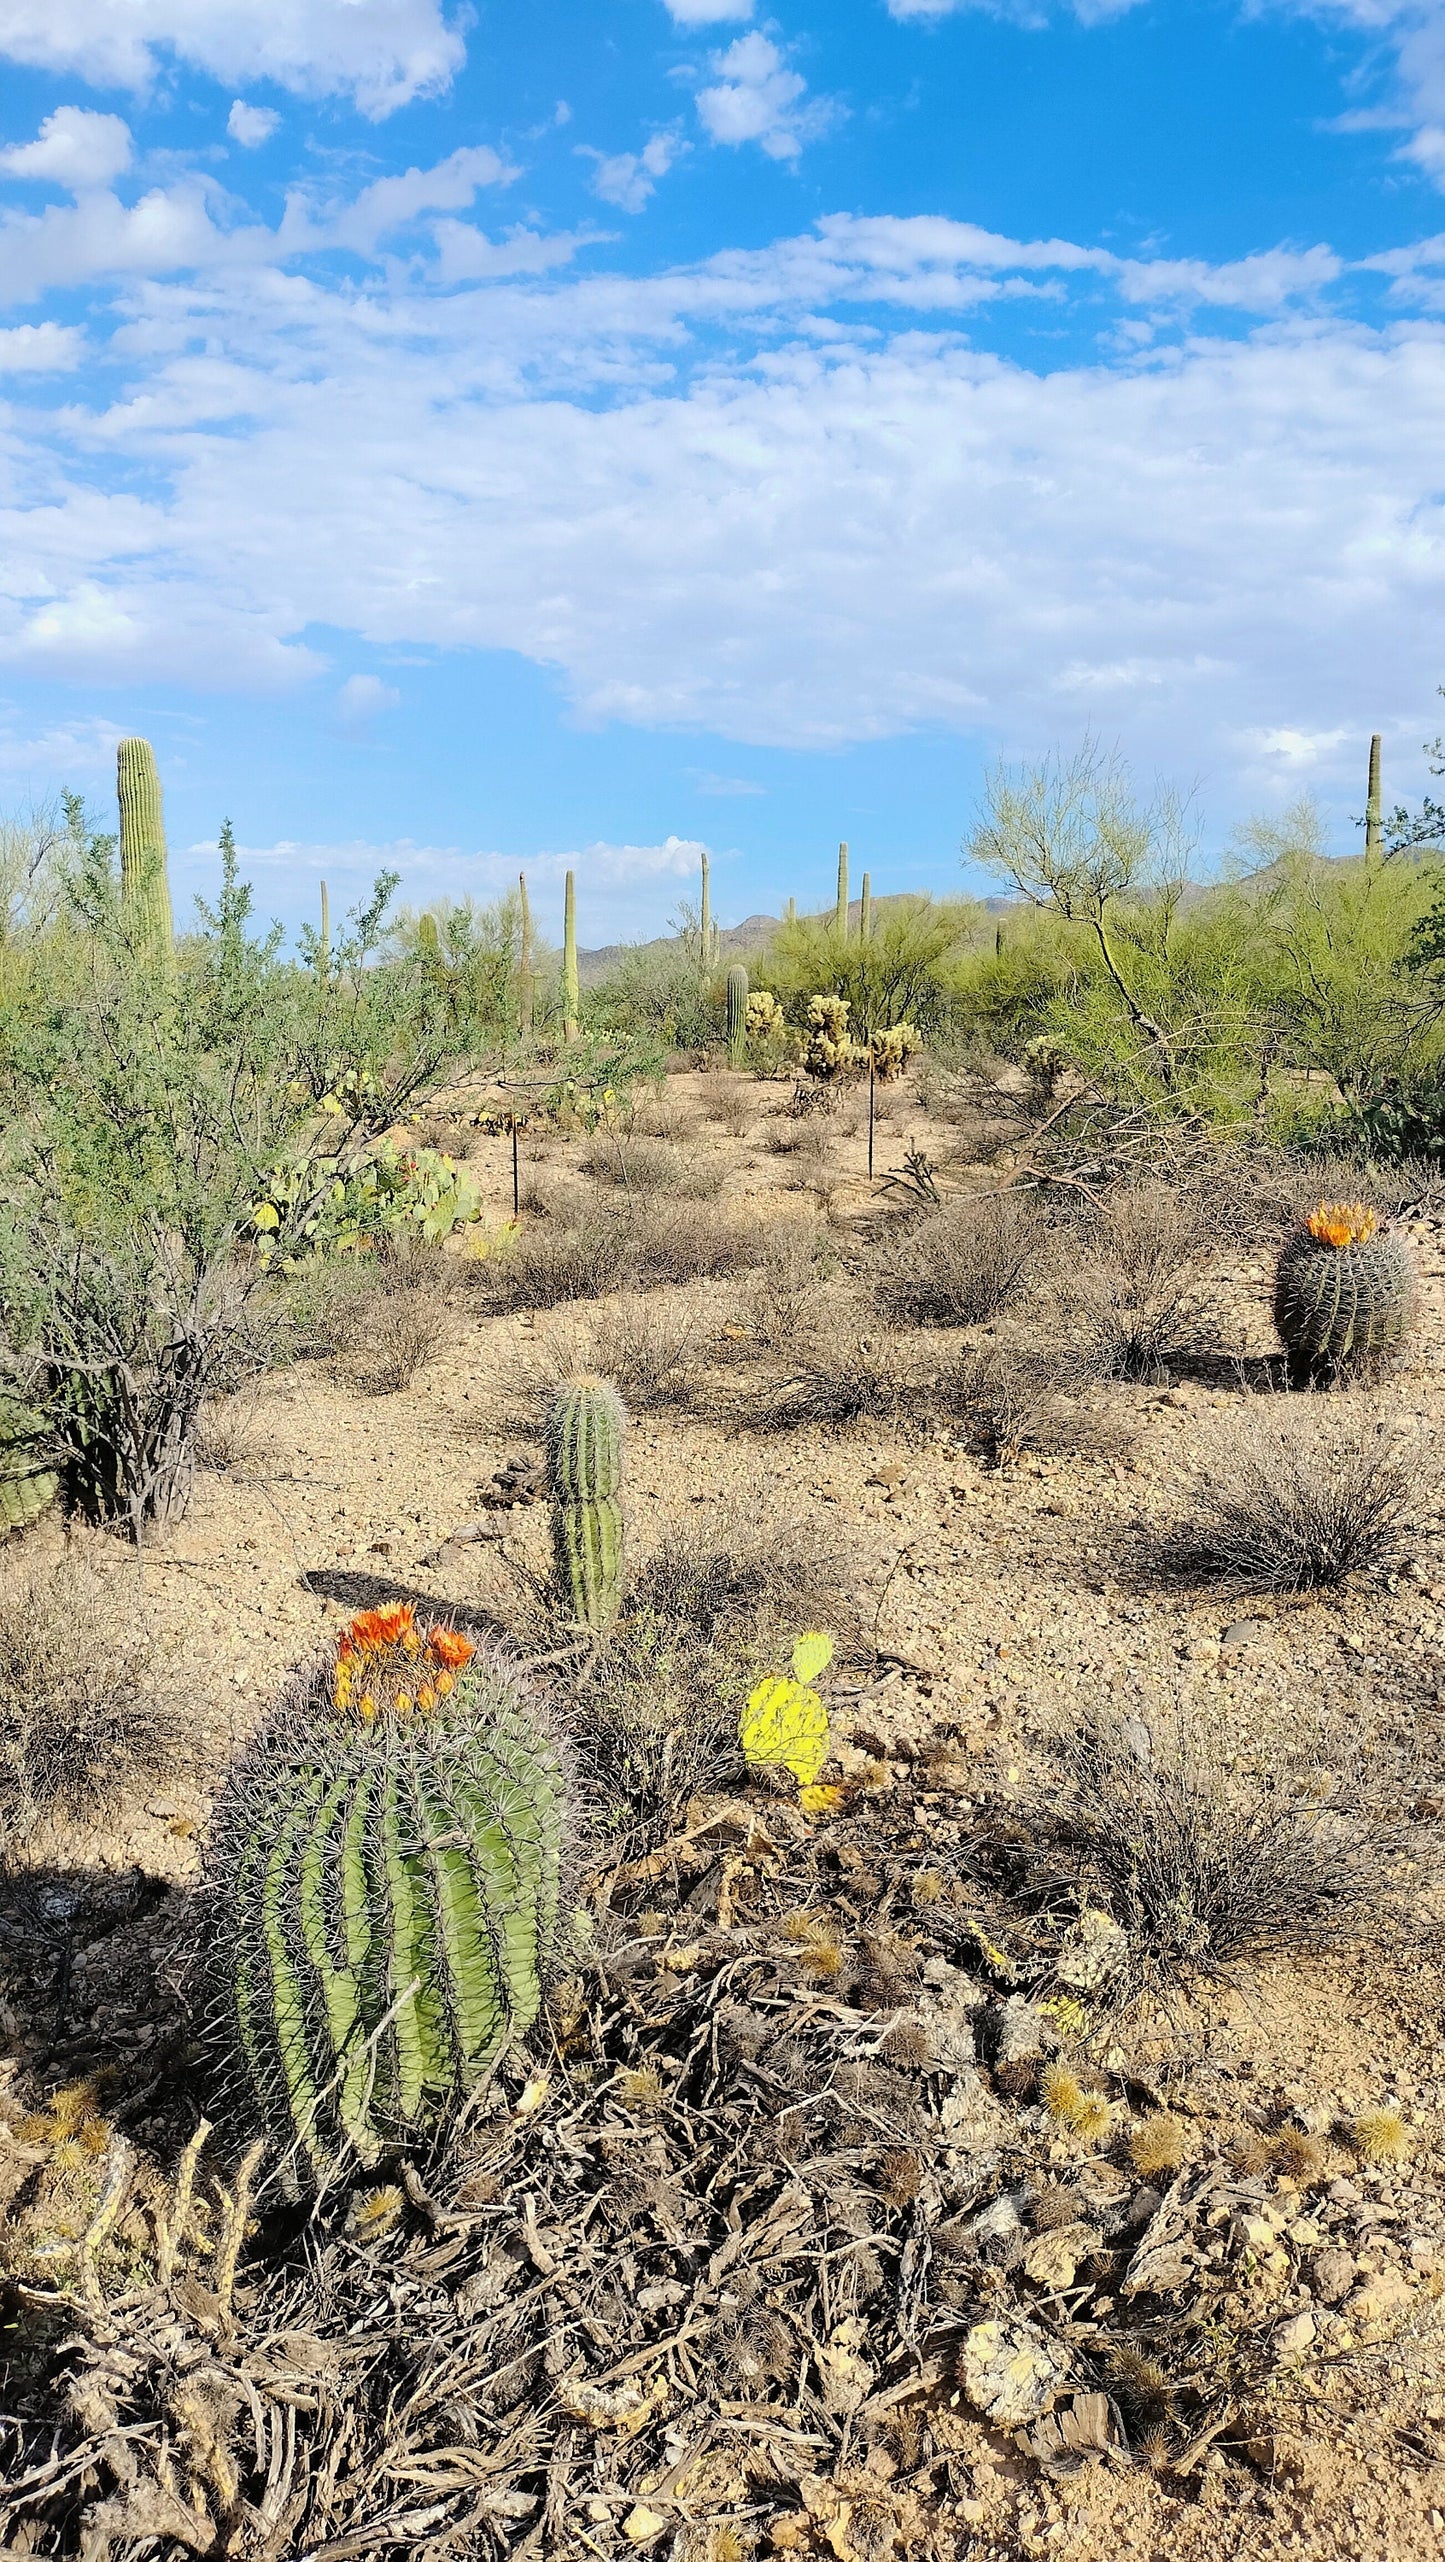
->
[581, 132, 686, 214]
[664, 0, 753, 23]
[1249, 726, 1351, 768]
[325, 146, 516, 252]
[336, 673, 401, 722]
[0, 108, 133, 192]
[884, 0, 1142, 19]
[202, 832, 716, 939]
[0, 0, 465, 118]
[0, 320, 86, 370]
[1117, 244, 1344, 311]
[695, 34, 833, 162]
[227, 101, 280, 148]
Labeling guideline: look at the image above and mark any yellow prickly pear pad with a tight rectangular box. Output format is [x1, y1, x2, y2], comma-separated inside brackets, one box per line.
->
[791, 1630, 835, 1684]
[740, 1672, 830, 1787]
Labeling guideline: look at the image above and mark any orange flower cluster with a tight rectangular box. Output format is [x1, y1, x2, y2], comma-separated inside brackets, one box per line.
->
[1305, 1200, 1378, 1250]
[333, 1601, 475, 1723]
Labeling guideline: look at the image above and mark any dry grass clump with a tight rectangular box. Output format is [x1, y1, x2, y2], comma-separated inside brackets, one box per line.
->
[760, 1314, 916, 1431]
[943, 1343, 1124, 1469]
[484, 1204, 637, 1309]
[735, 1222, 834, 1351]
[633, 1503, 857, 1655]
[331, 1283, 450, 1394]
[580, 1134, 727, 1201]
[584, 1295, 705, 1411]
[1159, 1398, 1432, 1595]
[767, 1118, 834, 1188]
[0, 1558, 187, 1847]
[1049, 1181, 1215, 1382]
[875, 1191, 1045, 1328]
[630, 1200, 761, 1285]
[697, 1071, 758, 1135]
[1026, 1712, 1414, 1993]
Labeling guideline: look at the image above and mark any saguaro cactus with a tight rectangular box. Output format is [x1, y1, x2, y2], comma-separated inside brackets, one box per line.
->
[206, 1606, 568, 2192]
[726, 963, 749, 1064]
[1274, 1200, 1414, 1382]
[518, 870, 534, 1038]
[116, 738, 174, 968]
[700, 850, 711, 962]
[1366, 734, 1383, 862]
[563, 869, 580, 1042]
[860, 872, 873, 942]
[319, 879, 330, 980]
[0, 1394, 57, 1536]
[547, 1377, 625, 1627]
[835, 841, 849, 940]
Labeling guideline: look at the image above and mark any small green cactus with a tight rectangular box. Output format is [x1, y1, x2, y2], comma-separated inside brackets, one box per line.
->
[548, 1376, 625, 1627]
[726, 963, 749, 1065]
[0, 1394, 57, 1535]
[1274, 1201, 1414, 1382]
[206, 1605, 568, 2193]
[116, 738, 174, 969]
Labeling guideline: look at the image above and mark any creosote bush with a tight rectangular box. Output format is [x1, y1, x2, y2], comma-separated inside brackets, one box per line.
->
[0, 1557, 187, 1846]
[1025, 1711, 1414, 1993]
[875, 1190, 1045, 1328]
[1160, 1397, 1432, 1594]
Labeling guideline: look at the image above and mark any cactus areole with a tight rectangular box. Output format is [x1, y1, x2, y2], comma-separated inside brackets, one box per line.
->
[1274, 1201, 1415, 1381]
[547, 1376, 625, 1627]
[206, 1606, 568, 2194]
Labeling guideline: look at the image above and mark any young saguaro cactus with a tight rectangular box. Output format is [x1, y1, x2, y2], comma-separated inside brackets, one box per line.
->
[548, 1376, 625, 1627]
[1274, 1200, 1415, 1382]
[206, 1605, 568, 2193]
[563, 869, 580, 1042]
[726, 963, 749, 1065]
[116, 738, 174, 969]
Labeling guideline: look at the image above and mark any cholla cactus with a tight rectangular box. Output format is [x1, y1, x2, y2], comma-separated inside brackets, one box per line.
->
[1274, 1200, 1415, 1382]
[548, 1377, 625, 1627]
[869, 1021, 918, 1082]
[804, 993, 865, 1081]
[0, 1394, 57, 1535]
[206, 1605, 568, 2193]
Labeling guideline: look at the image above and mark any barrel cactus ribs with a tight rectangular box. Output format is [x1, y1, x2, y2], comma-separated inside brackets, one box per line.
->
[1273, 1200, 1415, 1383]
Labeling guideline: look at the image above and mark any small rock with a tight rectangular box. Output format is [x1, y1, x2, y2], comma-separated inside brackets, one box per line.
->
[1272, 2311, 1317, 2362]
[959, 2318, 1067, 2425]
[1055, 1908, 1129, 1993]
[1126, 2187, 1166, 2227]
[622, 2508, 671, 2545]
[1347, 2268, 1414, 2328]
[1022, 2222, 1103, 2290]
[973, 2193, 1025, 2249]
[1221, 1620, 1266, 1651]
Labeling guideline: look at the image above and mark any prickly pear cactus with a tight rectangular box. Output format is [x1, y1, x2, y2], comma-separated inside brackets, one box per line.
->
[547, 1377, 625, 1628]
[726, 964, 749, 1065]
[206, 1605, 568, 2193]
[1274, 1201, 1415, 1381]
[0, 1394, 57, 1535]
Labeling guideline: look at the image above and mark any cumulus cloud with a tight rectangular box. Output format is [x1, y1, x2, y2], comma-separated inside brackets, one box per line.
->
[0, 108, 133, 192]
[0, 320, 86, 370]
[336, 672, 400, 722]
[695, 34, 834, 161]
[0, 0, 465, 118]
[324, 146, 516, 251]
[580, 132, 686, 214]
[227, 101, 280, 147]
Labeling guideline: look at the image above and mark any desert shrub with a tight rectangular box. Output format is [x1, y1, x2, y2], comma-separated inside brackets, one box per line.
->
[635, 1504, 856, 1652]
[1159, 1398, 1431, 1594]
[697, 1072, 757, 1136]
[1049, 1181, 1214, 1381]
[630, 1200, 760, 1285]
[575, 1622, 744, 1853]
[1026, 1710, 1414, 1991]
[581, 1134, 727, 1201]
[583, 1295, 705, 1411]
[768, 1118, 835, 1192]
[331, 1284, 449, 1395]
[943, 1343, 1121, 1468]
[0, 1558, 186, 1845]
[737, 1222, 834, 1350]
[875, 1191, 1045, 1328]
[760, 1313, 917, 1430]
[483, 1205, 638, 1309]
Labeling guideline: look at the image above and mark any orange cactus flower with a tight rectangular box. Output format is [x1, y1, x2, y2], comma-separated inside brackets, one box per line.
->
[347, 1603, 417, 1654]
[1305, 1199, 1378, 1249]
[430, 1627, 474, 1670]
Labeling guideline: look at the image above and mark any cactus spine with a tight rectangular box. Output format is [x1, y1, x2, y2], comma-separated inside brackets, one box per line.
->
[207, 1607, 567, 2193]
[0, 1395, 57, 1536]
[518, 870, 534, 1039]
[563, 869, 580, 1042]
[116, 738, 174, 969]
[1274, 1201, 1414, 1382]
[319, 879, 330, 980]
[547, 1377, 624, 1628]
[1366, 733, 1383, 862]
[726, 963, 749, 1065]
[860, 872, 872, 941]
[835, 841, 849, 939]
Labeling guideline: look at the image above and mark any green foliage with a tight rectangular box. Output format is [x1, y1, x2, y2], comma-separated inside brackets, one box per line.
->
[547, 1376, 626, 1628]
[563, 869, 580, 1039]
[250, 1140, 482, 1268]
[207, 1620, 568, 2192]
[0, 1392, 57, 1535]
[757, 897, 979, 1034]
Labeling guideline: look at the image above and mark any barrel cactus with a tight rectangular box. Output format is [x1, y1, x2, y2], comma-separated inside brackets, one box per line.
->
[206, 1605, 568, 2194]
[548, 1377, 625, 1628]
[116, 737, 174, 969]
[1274, 1201, 1415, 1382]
[0, 1394, 57, 1535]
[726, 964, 749, 1065]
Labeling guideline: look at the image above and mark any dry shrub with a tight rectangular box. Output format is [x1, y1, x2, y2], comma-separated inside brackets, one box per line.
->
[943, 1343, 1123, 1469]
[627, 1091, 697, 1143]
[584, 1295, 705, 1411]
[332, 1286, 449, 1395]
[761, 1312, 917, 1430]
[697, 1071, 757, 1135]
[0, 1558, 187, 1846]
[736, 1221, 834, 1350]
[631, 1200, 760, 1285]
[634, 1502, 857, 1653]
[1025, 1710, 1415, 1991]
[484, 1205, 637, 1309]
[581, 1135, 727, 1201]
[875, 1191, 1045, 1328]
[1049, 1181, 1214, 1382]
[1159, 1397, 1432, 1594]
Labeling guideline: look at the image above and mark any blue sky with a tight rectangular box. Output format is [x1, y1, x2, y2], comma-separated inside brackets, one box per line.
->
[2, 1, 1444, 946]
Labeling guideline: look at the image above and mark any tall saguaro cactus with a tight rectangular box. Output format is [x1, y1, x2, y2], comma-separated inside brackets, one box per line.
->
[835, 841, 849, 939]
[726, 963, 749, 1065]
[116, 738, 174, 968]
[548, 1377, 625, 1627]
[1366, 733, 1383, 862]
[563, 869, 580, 1042]
[518, 870, 534, 1039]
[860, 872, 873, 942]
[700, 850, 712, 963]
[318, 879, 330, 980]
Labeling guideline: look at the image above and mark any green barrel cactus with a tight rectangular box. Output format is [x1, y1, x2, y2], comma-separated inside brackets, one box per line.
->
[1274, 1201, 1414, 1382]
[116, 737, 174, 969]
[726, 963, 749, 1065]
[206, 1605, 568, 2193]
[548, 1376, 625, 1628]
[0, 1394, 57, 1535]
